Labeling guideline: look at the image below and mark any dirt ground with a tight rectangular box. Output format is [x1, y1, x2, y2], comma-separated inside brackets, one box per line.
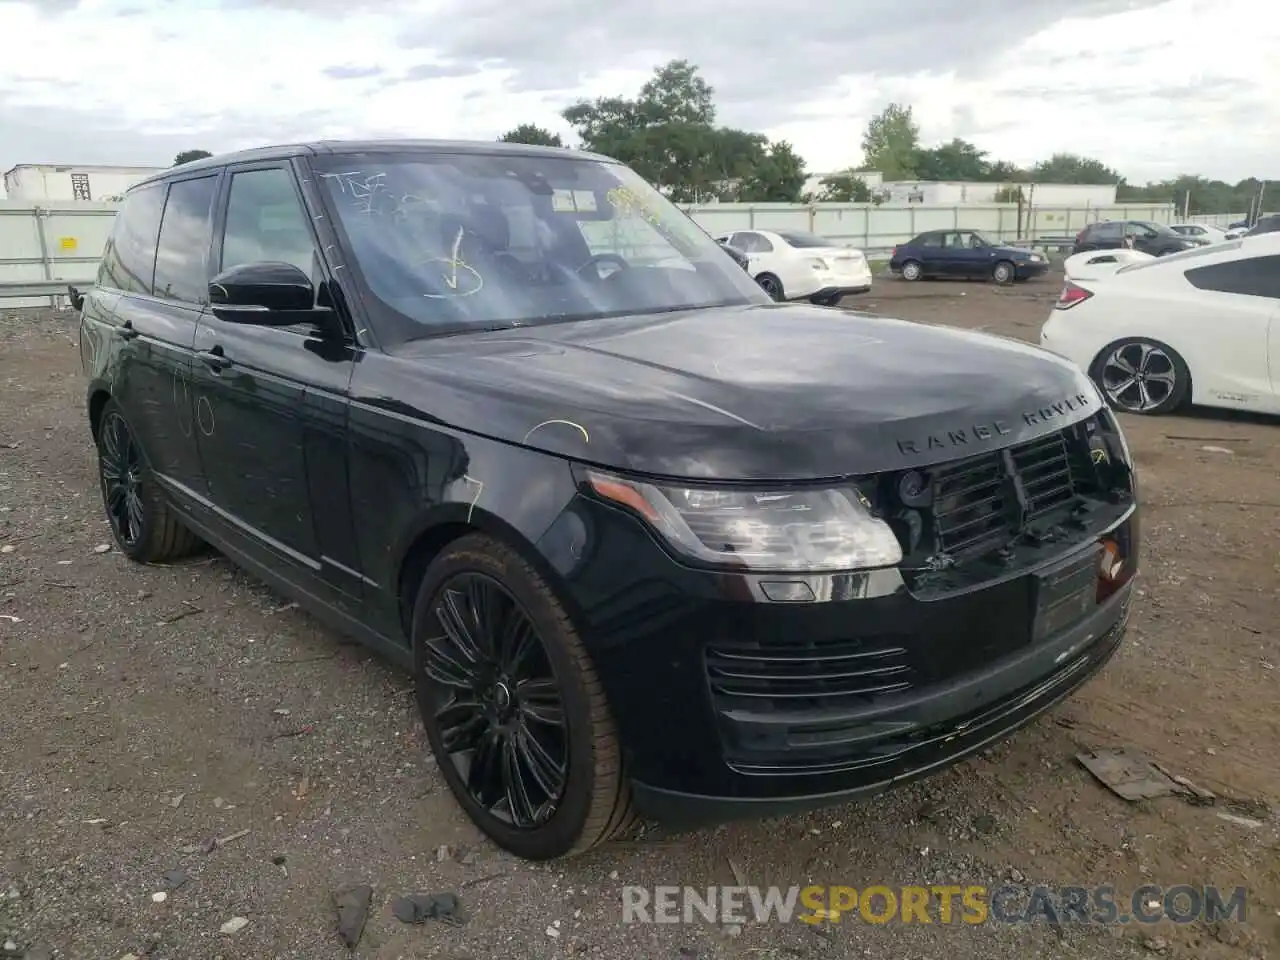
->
[1, 273, 1277, 960]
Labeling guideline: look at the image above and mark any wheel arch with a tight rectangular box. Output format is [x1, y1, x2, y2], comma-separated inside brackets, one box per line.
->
[394, 503, 582, 643]
[87, 384, 114, 441]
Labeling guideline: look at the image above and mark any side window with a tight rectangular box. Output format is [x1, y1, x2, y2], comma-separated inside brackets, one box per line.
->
[1185, 255, 1280, 300]
[98, 184, 165, 295]
[1092, 222, 1123, 241]
[737, 232, 773, 253]
[918, 234, 943, 248]
[220, 168, 317, 277]
[152, 176, 218, 305]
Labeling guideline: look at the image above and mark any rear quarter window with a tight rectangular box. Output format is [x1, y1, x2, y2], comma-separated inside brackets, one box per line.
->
[1184, 254, 1280, 299]
[98, 183, 166, 296]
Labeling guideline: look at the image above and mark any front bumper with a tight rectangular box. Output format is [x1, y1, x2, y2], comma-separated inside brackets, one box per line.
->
[1015, 260, 1050, 279]
[556, 499, 1137, 825]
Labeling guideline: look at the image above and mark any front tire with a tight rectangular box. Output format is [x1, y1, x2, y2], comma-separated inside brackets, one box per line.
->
[411, 534, 635, 860]
[900, 260, 922, 281]
[1090, 338, 1190, 415]
[992, 260, 1015, 284]
[96, 400, 202, 563]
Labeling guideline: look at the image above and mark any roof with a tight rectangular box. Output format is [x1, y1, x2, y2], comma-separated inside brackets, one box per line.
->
[132, 138, 613, 192]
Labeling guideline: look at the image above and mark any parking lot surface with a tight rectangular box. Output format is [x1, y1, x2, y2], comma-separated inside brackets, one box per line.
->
[2, 272, 1277, 959]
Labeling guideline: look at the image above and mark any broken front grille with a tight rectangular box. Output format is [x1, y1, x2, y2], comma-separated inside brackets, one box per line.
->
[925, 426, 1095, 557]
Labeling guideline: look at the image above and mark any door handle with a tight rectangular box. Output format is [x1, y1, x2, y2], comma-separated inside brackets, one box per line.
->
[118, 321, 138, 341]
[196, 348, 232, 371]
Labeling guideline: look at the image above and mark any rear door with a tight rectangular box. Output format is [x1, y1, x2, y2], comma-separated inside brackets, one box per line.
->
[913, 232, 945, 274]
[1082, 221, 1123, 252]
[90, 176, 214, 500]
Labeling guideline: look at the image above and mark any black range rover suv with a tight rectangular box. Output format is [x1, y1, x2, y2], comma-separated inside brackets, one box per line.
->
[77, 140, 1139, 860]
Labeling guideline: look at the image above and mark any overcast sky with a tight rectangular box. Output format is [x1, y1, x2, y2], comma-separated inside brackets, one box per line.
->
[0, 0, 1274, 191]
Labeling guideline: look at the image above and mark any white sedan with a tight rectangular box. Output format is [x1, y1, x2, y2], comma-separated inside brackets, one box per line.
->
[1039, 234, 1280, 416]
[1170, 222, 1232, 245]
[713, 229, 872, 305]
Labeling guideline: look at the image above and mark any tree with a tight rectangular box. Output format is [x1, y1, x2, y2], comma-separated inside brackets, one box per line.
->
[498, 124, 563, 147]
[809, 170, 871, 203]
[173, 149, 212, 166]
[562, 59, 805, 204]
[860, 103, 919, 180]
[735, 141, 807, 202]
[913, 138, 991, 181]
[993, 184, 1024, 203]
[1030, 153, 1122, 185]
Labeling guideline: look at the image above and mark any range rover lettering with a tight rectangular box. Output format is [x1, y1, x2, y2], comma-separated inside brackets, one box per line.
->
[78, 140, 1139, 861]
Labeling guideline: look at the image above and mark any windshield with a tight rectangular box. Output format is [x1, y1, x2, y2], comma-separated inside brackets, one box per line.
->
[311, 151, 768, 342]
[970, 231, 996, 246]
[778, 231, 835, 248]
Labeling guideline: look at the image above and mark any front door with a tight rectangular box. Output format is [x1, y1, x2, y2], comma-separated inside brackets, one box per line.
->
[947, 231, 996, 278]
[190, 163, 361, 607]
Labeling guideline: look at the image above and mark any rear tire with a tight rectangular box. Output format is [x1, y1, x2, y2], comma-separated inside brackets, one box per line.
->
[411, 534, 635, 860]
[96, 399, 202, 563]
[756, 273, 784, 301]
[900, 260, 923, 281]
[1089, 338, 1190, 415]
[810, 293, 842, 307]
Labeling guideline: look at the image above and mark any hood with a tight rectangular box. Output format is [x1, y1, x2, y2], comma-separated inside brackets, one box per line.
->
[999, 245, 1040, 259]
[380, 302, 1102, 481]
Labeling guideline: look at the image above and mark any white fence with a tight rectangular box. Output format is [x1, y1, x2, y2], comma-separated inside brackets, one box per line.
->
[0, 201, 118, 307]
[683, 202, 1176, 253]
[1, 198, 1178, 308]
[1187, 212, 1250, 228]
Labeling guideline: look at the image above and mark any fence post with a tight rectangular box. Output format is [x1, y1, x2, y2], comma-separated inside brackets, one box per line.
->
[748, 205, 755, 228]
[33, 206, 58, 308]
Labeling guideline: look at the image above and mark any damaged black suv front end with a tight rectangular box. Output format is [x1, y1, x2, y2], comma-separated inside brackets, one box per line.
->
[566, 402, 1138, 822]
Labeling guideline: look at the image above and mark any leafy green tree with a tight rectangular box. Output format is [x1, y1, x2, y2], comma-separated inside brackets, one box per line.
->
[913, 138, 992, 181]
[810, 171, 871, 202]
[173, 149, 212, 166]
[993, 184, 1024, 203]
[1031, 153, 1122, 184]
[562, 60, 805, 204]
[860, 103, 919, 179]
[498, 124, 564, 147]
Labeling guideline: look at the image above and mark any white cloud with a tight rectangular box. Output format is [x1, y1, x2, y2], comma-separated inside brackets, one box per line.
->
[0, 0, 1275, 187]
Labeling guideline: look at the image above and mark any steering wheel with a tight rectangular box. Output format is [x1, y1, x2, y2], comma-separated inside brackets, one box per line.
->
[576, 253, 630, 280]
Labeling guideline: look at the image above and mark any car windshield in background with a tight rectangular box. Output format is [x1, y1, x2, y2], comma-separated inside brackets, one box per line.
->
[778, 231, 836, 248]
[312, 152, 766, 341]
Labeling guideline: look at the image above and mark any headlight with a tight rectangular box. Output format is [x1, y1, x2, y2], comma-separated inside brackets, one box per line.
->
[581, 469, 903, 571]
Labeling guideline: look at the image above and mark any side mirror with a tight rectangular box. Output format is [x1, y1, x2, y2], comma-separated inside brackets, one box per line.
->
[209, 261, 316, 322]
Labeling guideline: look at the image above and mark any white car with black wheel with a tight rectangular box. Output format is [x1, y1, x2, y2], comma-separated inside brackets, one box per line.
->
[1170, 223, 1232, 245]
[1040, 234, 1280, 416]
[712, 229, 872, 305]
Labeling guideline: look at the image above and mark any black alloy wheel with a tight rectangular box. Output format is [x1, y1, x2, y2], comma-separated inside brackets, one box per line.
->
[94, 399, 202, 563]
[412, 534, 635, 859]
[422, 571, 569, 828]
[100, 408, 145, 548]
